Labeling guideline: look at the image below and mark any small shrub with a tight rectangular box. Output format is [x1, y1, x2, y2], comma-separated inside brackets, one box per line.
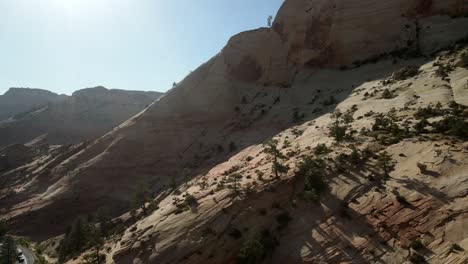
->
[409, 240, 424, 250]
[376, 151, 395, 177]
[237, 230, 276, 264]
[432, 116, 468, 139]
[392, 66, 420, 80]
[314, 144, 330, 156]
[184, 194, 198, 207]
[296, 157, 327, 195]
[409, 253, 426, 263]
[382, 89, 395, 99]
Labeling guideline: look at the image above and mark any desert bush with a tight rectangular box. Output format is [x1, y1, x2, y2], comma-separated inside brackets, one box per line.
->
[409, 253, 426, 264]
[314, 144, 330, 156]
[409, 240, 424, 250]
[237, 230, 276, 264]
[296, 157, 327, 196]
[392, 66, 420, 80]
[376, 151, 395, 177]
[184, 194, 198, 207]
[432, 116, 468, 139]
[414, 104, 444, 119]
[381, 89, 395, 99]
[414, 118, 429, 134]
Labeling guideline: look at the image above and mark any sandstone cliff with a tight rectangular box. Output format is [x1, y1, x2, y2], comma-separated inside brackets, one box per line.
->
[0, 0, 467, 263]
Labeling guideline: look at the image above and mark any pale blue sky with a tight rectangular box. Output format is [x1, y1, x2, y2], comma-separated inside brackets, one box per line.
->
[0, 0, 284, 95]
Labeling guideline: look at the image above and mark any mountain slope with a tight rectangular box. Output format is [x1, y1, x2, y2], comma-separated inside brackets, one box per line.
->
[0, 88, 65, 121]
[0, 0, 467, 262]
[0, 86, 162, 148]
[77, 46, 468, 264]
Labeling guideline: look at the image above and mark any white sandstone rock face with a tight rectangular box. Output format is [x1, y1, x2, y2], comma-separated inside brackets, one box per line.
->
[220, 0, 467, 85]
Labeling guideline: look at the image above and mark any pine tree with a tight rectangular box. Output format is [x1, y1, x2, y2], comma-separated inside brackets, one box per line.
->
[132, 185, 150, 216]
[0, 236, 17, 264]
[377, 151, 394, 176]
[263, 140, 287, 178]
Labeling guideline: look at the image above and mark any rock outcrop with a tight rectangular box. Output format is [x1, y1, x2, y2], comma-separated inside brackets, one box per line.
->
[221, 0, 468, 85]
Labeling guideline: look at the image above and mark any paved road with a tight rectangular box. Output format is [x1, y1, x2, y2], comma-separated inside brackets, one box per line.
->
[18, 245, 34, 264]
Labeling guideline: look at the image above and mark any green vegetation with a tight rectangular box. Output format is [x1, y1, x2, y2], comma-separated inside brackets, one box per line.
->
[371, 113, 409, 145]
[381, 89, 395, 99]
[409, 240, 424, 250]
[58, 217, 103, 262]
[0, 236, 16, 264]
[348, 146, 362, 166]
[184, 194, 198, 207]
[411, 102, 468, 140]
[132, 185, 151, 216]
[392, 65, 420, 80]
[329, 110, 354, 142]
[409, 253, 426, 264]
[414, 103, 444, 119]
[376, 151, 395, 177]
[263, 140, 288, 179]
[237, 230, 276, 264]
[296, 157, 327, 202]
[432, 116, 468, 140]
[313, 144, 330, 156]
[230, 173, 243, 194]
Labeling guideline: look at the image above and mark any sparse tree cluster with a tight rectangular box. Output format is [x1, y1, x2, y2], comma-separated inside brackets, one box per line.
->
[58, 217, 103, 263]
[329, 110, 354, 142]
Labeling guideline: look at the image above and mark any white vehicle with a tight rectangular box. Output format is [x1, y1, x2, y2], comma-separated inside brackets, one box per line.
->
[17, 248, 25, 263]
